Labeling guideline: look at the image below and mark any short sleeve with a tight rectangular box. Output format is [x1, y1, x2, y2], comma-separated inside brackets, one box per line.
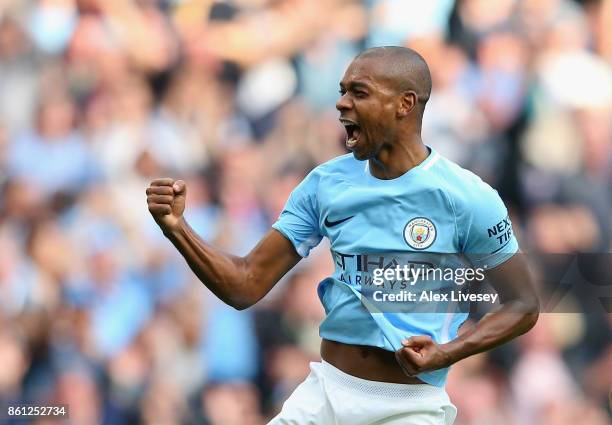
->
[460, 185, 519, 269]
[272, 171, 323, 257]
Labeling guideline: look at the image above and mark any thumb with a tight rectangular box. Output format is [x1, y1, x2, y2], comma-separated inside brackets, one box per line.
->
[173, 180, 186, 196]
[171, 180, 187, 216]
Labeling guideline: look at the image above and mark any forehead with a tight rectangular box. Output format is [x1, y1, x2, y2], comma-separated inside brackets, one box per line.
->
[340, 56, 391, 89]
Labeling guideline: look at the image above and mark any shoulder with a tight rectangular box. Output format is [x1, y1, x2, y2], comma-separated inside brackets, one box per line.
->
[428, 153, 514, 251]
[289, 154, 358, 199]
[427, 153, 503, 213]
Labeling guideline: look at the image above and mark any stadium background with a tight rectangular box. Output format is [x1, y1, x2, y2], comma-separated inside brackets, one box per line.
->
[0, 0, 611, 423]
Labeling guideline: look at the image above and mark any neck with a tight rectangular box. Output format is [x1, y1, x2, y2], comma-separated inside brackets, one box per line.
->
[368, 135, 429, 180]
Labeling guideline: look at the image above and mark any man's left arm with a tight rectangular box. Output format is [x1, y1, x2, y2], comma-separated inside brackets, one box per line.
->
[395, 253, 540, 377]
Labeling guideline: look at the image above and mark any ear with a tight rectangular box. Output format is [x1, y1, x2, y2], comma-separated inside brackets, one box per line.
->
[397, 91, 418, 118]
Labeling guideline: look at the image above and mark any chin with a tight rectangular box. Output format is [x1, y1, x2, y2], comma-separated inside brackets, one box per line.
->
[351, 142, 378, 161]
[351, 150, 369, 161]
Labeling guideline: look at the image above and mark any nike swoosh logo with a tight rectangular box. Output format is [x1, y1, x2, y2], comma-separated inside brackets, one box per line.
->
[324, 215, 354, 227]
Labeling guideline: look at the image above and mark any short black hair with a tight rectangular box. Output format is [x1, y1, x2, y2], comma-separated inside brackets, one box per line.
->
[355, 46, 432, 106]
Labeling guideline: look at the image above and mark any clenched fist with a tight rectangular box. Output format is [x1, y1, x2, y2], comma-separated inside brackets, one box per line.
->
[146, 178, 187, 233]
[395, 336, 452, 377]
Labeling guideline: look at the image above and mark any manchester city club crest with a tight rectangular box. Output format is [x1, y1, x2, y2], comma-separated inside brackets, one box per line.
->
[404, 217, 436, 249]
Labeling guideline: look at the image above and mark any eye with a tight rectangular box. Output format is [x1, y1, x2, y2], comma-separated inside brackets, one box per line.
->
[355, 91, 368, 99]
[338, 89, 346, 95]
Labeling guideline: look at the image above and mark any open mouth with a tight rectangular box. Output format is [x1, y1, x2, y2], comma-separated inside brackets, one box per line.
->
[340, 119, 361, 149]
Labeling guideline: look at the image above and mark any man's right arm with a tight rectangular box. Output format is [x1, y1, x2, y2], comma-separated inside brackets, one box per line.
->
[146, 178, 302, 310]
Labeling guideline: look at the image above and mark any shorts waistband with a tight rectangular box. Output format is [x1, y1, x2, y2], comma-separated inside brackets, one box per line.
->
[319, 361, 447, 399]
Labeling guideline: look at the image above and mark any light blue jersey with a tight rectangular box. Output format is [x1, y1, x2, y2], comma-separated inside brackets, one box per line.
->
[272, 147, 518, 387]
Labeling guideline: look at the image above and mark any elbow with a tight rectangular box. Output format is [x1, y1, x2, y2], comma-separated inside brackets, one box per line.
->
[524, 310, 539, 332]
[220, 292, 257, 311]
[229, 299, 255, 311]
[522, 298, 540, 332]
[229, 268, 269, 311]
[224, 286, 262, 311]
[218, 262, 269, 311]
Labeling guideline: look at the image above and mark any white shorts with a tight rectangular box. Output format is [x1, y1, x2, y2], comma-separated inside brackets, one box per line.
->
[269, 361, 457, 425]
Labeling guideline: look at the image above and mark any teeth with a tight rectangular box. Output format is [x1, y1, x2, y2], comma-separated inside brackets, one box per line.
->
[340, 119, 358, 127]
[341, 119, 360, 149]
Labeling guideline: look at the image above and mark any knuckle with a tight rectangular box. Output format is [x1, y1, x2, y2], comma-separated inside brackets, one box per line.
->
[151, 187, 171, 195]
[398, 349, 413, 363]
[152, 178, 172, 186]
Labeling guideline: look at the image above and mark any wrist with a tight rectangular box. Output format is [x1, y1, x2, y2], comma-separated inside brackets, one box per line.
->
[162, 216, 187, 238]
[439, 340, 464, 367]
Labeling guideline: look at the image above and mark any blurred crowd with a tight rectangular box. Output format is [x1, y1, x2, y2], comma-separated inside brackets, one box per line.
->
[0, 0, 611, 424]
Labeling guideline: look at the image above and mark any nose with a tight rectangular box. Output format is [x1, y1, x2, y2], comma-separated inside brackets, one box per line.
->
[336, 93, 352, 112]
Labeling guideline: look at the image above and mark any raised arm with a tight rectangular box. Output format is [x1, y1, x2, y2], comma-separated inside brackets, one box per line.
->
[146, 178, 302, 310]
